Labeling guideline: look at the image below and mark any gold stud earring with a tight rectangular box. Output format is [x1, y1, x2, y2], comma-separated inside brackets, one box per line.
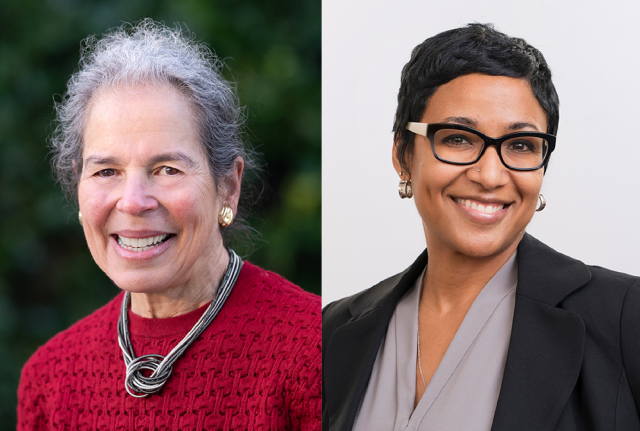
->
[78, 211, 83, 226]
[536, 194, 546, 212]
[218, 206, 234, 227]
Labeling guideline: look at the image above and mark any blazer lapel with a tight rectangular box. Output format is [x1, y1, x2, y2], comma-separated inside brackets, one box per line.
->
[323, 249, 429, 431]
[491, 234, 591, 431]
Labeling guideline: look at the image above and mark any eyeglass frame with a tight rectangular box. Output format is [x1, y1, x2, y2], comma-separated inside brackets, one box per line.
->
[405, 122, 556, 171]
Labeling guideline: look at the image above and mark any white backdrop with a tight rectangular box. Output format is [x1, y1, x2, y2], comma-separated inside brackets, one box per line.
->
[322, 0, 640, 306]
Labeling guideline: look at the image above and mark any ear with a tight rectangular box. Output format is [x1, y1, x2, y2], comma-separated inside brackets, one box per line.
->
[223, 157, 244, 214]
[391, 138, 405, 178]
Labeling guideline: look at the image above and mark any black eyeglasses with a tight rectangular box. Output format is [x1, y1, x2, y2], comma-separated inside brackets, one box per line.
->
[406, 122, 556, 171]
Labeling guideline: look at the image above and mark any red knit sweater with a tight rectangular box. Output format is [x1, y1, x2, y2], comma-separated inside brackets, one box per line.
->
[18, 262, 321, 430]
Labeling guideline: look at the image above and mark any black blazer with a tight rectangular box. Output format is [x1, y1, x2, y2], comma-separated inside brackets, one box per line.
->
[323, 234, 640, 431]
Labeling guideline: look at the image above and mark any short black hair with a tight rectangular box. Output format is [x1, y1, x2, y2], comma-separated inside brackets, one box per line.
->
[393, 23, 559, 172]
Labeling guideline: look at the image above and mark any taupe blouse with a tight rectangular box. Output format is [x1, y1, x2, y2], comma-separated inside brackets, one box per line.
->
[353, 253, 518, 431]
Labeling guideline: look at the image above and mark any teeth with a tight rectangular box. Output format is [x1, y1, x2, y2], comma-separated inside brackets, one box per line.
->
[117, 234, 168, 252]
[455, 199, 504, 214]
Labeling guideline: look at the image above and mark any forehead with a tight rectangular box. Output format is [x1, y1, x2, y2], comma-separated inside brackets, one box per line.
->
[82, 84, 205, 161]
[422, 73, 547, 131]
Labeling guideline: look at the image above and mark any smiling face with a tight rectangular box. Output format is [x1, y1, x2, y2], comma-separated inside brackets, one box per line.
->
[393, 73, 547, 259]
[78, 84, 232, 295]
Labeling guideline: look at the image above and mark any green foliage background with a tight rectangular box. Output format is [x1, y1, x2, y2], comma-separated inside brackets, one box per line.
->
[0, 0, 320, 426]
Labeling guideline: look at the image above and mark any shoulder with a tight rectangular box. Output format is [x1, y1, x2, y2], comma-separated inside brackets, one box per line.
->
[562, 264, 640, 311]
[23, 293, 121, 368]
[585, 265, 640, 290]
[232, 262, 321, 388]
[565, 265, 640, 344]
[230, 261, 321, 354]
[519, 236, 640, 348]
[22, 294, 121, 372]
[517, 234, 639, 308]
[571, 266, 640, 335]
[236, 261, 320, 316]
[322, 272, 401, 335]
[18, 293, 122, 411]
[323, 248, 428, 347]
[321, 277, 395, 342]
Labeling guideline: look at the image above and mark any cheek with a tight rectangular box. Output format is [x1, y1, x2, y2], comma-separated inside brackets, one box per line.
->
[412, 158, 453, 200]
[78, 183, 113, 230]
[411, 165, 453, 228]
[514, 172, 544, 211]
[167, 182, 218, 227]
[521, 172, 544, 196]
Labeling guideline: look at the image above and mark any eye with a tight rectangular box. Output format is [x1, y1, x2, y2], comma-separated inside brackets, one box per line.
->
[157, 166, 181, 176]
[441, 135, 472, 146]
[506, 139, 536, 153]
[95, 169, 116, 177]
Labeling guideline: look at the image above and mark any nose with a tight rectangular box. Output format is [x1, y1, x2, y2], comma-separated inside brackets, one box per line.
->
[116, 172, 159, 215]
[470, 146, 509, 190]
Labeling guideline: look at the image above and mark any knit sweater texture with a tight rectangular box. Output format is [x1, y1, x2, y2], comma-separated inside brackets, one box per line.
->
[18, 262, 321, 430]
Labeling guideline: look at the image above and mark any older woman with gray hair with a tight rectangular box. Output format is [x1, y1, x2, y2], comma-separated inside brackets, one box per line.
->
[18, 20, 321, 430]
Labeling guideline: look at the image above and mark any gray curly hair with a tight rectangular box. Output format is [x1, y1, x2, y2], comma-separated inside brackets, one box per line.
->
[49, 19, 257, 246]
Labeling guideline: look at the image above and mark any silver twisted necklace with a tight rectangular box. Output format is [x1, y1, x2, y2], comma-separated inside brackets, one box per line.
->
[117, 249, 243, 398]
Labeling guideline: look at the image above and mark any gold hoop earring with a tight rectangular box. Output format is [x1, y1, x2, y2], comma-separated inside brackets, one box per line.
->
[536, 194, 546, 212]
[78, 211, 83, 226]
[218, 206, 234, 227]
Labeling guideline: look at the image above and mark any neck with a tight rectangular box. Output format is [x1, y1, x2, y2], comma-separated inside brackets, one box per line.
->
[129, 247, 231, 319]
[420, 236, 520, 314]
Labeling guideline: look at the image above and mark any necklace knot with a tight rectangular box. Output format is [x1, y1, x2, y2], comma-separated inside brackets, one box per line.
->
[124, 354, 173, 397]
[117, 249, 243, 398]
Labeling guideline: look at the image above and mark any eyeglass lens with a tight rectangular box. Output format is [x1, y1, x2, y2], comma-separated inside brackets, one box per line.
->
[432, 128, 549, 169]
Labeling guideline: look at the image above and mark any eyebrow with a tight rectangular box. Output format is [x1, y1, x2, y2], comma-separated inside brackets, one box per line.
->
[441, 117, 542, 132]
[442, 116, 477, 127]
[84, 155, 118, 167]
[84, 152, 197, 168]
[149, 152, 197, 168]
[507, 122, 541, 132]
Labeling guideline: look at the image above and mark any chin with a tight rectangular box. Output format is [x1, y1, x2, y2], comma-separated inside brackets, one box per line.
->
[108, 271, 171, 294]
[451, 231, 523, 260]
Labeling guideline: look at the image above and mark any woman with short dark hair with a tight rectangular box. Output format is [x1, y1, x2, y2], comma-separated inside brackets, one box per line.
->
[323, 24, 640, 431]
[18, 20, 321, 430]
